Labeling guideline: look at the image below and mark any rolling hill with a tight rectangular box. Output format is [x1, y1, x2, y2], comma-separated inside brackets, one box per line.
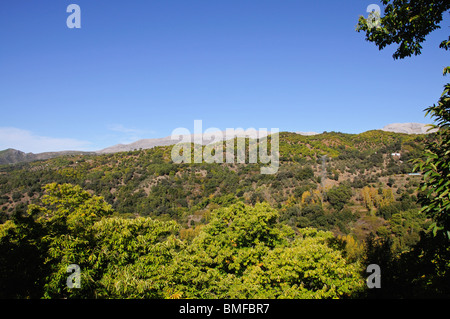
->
[0, 123, 435, 165]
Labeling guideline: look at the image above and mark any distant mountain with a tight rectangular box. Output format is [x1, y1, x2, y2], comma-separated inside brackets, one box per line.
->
[0, 148, 94, 165]
[97, 130, 271, 154]
[296, 131, 320, 136]
[381, 123, 437, 134]
[97, 136, 183, 154]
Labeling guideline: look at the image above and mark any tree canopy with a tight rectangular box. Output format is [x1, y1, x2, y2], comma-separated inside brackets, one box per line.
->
[357, 0, 450, 60]
[0, 184, 365, 299]
[355, 0, 450, 297]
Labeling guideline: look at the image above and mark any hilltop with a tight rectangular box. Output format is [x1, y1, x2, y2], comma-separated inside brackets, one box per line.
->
[381, 123, 437, 134]
[0, 123, 435, 165]
[0, 148, 94, 165]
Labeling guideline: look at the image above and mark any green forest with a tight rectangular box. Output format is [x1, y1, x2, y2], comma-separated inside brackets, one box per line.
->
[1, 130, 449, 298]
[1, 0, 450, 300]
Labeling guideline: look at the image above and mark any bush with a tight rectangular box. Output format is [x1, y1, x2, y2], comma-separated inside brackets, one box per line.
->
[326, 184, 352, 211]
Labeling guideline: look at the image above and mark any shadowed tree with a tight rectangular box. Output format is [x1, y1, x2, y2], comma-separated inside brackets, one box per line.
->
[357, 0, 450, 297]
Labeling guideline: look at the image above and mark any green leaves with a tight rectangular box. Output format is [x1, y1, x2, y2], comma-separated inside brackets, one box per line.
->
[357, 1, 450, 60]
[414, 88, 450, 239]
[35, 183, 114, 236]
[165, 203, 364, 299]
[1, 185, 366, 299]
[439, 36, 450, 51]
[325, 184, 352, 211]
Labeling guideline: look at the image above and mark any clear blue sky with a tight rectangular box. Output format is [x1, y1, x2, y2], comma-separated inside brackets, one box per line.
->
[1, 0, 449, 152]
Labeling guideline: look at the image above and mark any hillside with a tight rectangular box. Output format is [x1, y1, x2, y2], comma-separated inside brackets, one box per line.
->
[0, 130, 429, 240]
[0, 129, 437, 299]
[0, 123, 434, 165]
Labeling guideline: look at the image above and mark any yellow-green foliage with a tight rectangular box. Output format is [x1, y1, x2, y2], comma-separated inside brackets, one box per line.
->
[0, 184, 365, 299]
[361, 186, 395, 211]
[337, 234, 365, 263]
[162, 203, 365, 299]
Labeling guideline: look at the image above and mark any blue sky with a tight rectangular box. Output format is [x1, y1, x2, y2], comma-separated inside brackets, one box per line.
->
[1, 0, 449, 152]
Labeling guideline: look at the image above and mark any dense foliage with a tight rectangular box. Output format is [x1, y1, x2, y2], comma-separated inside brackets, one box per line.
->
[357, 0, 450, 297]
[0, 130, 440, 298]
[2, 0, 449, 299]
[1, 184, 365, 298]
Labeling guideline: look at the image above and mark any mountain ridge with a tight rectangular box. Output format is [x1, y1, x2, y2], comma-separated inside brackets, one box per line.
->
[98, 122, 435, 154]
[381, 122, 437, 134]
[0, 123, 435, 165]
[0, 148, 95, 165]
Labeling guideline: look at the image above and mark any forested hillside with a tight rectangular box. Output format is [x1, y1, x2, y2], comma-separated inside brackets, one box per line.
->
[1, 130, 447, 298]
